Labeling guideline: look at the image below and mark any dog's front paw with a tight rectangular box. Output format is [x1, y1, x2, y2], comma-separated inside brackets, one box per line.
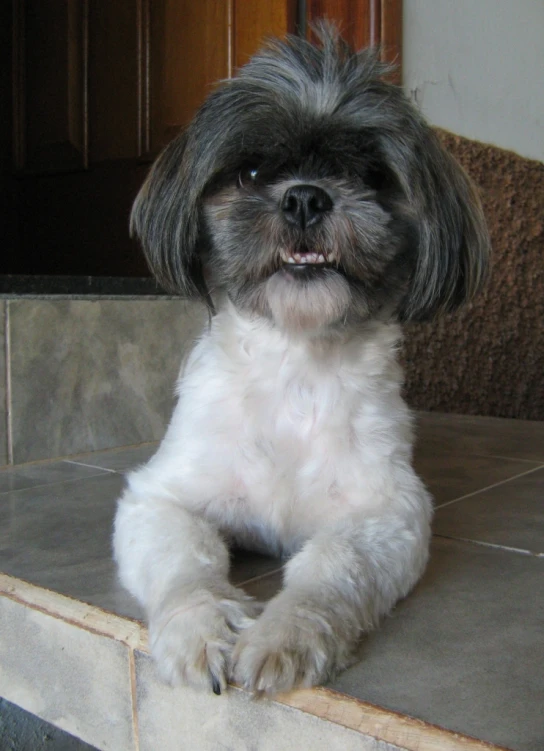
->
[150, 589, 259, 694]
[232, 602, 337, 694]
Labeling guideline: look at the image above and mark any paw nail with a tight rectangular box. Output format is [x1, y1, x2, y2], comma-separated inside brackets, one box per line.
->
[212, 676, 222, 695]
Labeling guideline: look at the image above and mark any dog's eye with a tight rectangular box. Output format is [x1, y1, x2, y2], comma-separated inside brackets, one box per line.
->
[238, 165, 261, 188]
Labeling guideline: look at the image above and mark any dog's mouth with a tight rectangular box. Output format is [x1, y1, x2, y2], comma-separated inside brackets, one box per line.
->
[279, 246, 339, 270]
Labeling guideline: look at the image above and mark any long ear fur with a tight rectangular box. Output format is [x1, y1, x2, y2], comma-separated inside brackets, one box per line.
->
[130, 131, 212, 306]
[396, 129, 490, 322]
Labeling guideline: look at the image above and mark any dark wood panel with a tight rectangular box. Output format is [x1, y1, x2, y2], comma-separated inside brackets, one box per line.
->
[150, 0, 230, 152]
[381, 0, 402, 82]
[88, 0, 141, 162]
[3, 0, 403, 278]
[0, 2, 16, 262]
[13, 0, 88, 174]
[308, 0, 378, 48]
[233, 0, 296, 70]
[307, 0, 402, 81]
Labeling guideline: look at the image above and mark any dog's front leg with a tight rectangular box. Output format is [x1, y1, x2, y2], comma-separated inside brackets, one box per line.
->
[233, 503, 431, 694]
[113, 491, 258, 693]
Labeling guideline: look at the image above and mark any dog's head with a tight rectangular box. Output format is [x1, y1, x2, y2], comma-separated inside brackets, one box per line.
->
[131, 26, 490, 332]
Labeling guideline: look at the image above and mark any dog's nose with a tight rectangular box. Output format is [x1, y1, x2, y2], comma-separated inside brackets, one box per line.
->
[281, 185, 333, 229]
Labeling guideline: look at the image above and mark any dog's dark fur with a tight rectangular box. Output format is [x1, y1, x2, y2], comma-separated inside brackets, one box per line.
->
[131, 26, 489, 328]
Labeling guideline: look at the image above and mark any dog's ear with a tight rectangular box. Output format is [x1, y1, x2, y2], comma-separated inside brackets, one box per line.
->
[130, 131, 212, 307]
[396, 130, 490, 322]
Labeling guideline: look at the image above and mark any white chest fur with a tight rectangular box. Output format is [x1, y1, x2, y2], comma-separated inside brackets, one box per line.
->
[130, 305, 414, 555]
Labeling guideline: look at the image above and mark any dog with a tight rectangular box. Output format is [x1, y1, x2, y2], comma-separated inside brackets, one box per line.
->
[113, 25, 489, 696]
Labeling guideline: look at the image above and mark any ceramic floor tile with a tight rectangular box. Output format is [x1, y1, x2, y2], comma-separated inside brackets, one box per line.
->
[2, 412, 542, 751]
[241, 568, 284, 601]
[416, 411, 544, 463]
[0, 467, 279, 622]
[0, 302, 7, 466]
[0, 459, 109, 494]
[0, 595, 134, 751]
[330, 537, 544, 751]
[230, 549, 283, 586]
[65, 443, 158, 473]
[0, 473, 131, 611]
[413, 449, 537, 505]
[433, 466, 544, 554]
[134, 649, 397, 751]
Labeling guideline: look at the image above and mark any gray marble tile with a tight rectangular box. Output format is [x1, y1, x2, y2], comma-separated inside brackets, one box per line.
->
[65, 443, 158, 473]
[433, 467, 544, 553]
[416, 411, 544, 463]
[242, 568, 284, 601]
[0, 302, 7, 466]
[0, 459, 109, 494]
[9, 298, 208, 463]
[330, 538, 544, 751]
[0, 465, 281, 623]
[230, 549, 283, 586]
[0, 595, 135, 751]
[0, 473, 130, 610]
[134, 649, 398, 751]
[414, 449, 538, 505]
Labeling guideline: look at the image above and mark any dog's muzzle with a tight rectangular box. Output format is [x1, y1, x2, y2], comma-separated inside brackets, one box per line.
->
[280, 185, 337, 275]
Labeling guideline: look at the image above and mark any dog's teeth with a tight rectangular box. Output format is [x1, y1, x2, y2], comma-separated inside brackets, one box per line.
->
[282, 250, 331, 266]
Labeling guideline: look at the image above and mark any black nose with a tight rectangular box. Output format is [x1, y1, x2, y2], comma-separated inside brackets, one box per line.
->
[281, 185, 333, 229]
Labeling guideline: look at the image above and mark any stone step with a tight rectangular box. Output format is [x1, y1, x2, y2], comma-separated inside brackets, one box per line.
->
[0, 573, 499, 751]
[1, 417, 543, 750]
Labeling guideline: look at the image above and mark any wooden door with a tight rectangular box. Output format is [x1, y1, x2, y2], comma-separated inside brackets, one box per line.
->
[1, 0, 401, 280]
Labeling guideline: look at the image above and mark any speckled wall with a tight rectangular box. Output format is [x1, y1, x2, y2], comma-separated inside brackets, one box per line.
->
[403, 131, 544, 420]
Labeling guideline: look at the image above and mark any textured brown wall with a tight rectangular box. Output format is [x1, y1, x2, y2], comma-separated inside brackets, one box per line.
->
[403, 131, 544, 420]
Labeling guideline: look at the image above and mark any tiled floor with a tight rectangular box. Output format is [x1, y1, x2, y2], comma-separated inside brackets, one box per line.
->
[0, 412, 543, 751]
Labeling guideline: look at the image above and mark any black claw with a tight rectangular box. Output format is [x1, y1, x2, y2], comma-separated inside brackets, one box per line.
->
[211, 676, 222, 695]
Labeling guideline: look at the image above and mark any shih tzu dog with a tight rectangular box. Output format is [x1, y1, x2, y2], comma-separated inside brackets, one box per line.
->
[113, 25, 489, 696]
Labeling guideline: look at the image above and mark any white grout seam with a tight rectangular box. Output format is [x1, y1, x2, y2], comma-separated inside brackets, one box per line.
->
[63, 459, 119, 474]
[237, 567, 284, 588]
[0, 470, 112, 497]
[433, 533, 543, 557]
[434, 463, 544, 509]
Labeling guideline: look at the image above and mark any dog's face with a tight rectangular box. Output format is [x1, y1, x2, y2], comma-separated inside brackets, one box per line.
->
[202, 120, 415, 332]
[132, 27, 490, 332]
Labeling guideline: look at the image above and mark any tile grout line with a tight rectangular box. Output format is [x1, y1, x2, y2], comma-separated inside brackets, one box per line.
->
[0, 440, 159, 472]
[0, 469, 114, 496]
[129, 647, 141, 751]
[433, 533, 543, 558]
[434, 463, 544, 509]
[237, 566, 284, 588]
[64, 459, 119, 473]
[5, 301, 13, 465]
[478, 453, 544, 465]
